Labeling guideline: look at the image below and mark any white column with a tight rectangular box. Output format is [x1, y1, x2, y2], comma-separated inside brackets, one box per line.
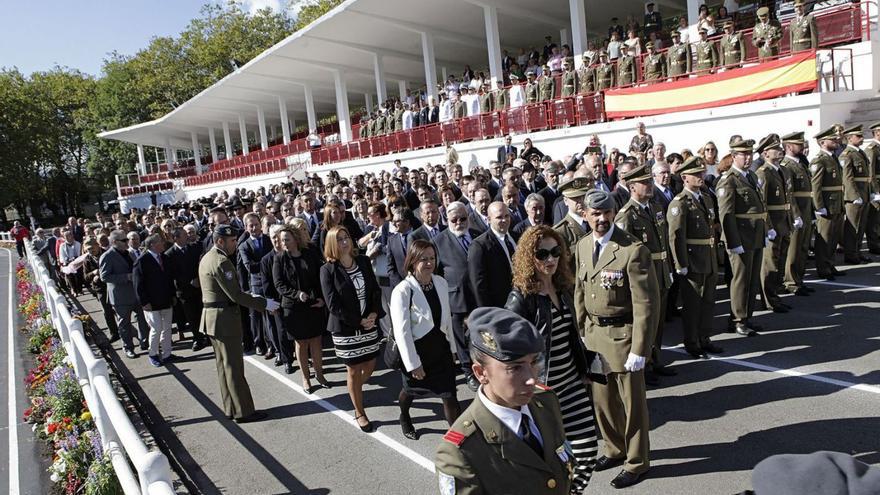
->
[257, 105, 268, 151]
[569, 0, 588, 69]
[421, 32, 439, 101]
[163, 137, 173, 170]
[398, 80, 407, 100]
[441, 66, 448, 83]
[482, 5, 504, 90]
[687, 0, 700, 32]
[222, 121, 234, 159]
[269, 125, 277, 141]
[278, 96, 291, 145]
[560, 28, 571, 48]
[365, 93, 374, 113]
[170, 148, 179, 166]
[190, 132, 203, 175]
[373, 54, 388, 103]
[238, 113, 249, 156]
[333, 70, 353, 143]
[208, 128, 218, 165]
[304, 84, 317, 132]
[136, 144, 147, 176]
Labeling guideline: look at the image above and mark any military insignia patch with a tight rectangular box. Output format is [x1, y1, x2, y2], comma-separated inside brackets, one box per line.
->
[479, 331, 497, 351]
[438, 471, 456, 495]
[810, 164, 819, 173]
[671, 206, 680, 216]
[717, 188, 725, 197]
[616, 222, 625, 229]
[224, 271, 233, 281]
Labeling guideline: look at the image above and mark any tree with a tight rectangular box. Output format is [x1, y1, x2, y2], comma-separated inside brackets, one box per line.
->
[293, 0, 344, 30]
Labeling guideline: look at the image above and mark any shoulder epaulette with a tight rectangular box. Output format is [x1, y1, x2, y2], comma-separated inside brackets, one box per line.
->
[443, 429, 466, 447]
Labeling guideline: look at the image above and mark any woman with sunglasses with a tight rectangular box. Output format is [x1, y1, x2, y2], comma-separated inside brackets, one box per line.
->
[505, 225, 598, 492]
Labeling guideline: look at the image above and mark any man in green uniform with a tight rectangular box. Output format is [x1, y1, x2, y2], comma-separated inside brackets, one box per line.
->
[573, 189, 658, 489]
[614, 164, 675, 383]
[553, 176, 591, 256]
[360, 115, 372, 139]
[667, 157, 724, 358]
[617, 46, 637, 87]
[719, 20, 746, 68]
[525, 70, 539, 104]
[538, 65, 556, 101]
[790, 0, 818, 52]
[479, 81, 494, 113]
[578, 53, 595, 94]
[864, 122, 880, 254]
[752, 6, 782, 61]
[375, 109, 386, 135]
[385, 107, 396, 134]
[755, 134, 794, 313]
[560, 58, 577, 97]
[494, 83, 509, 111]
[811, 127, 846, 279]
[595, 52, 616, 90]
[717, 137, 767, 336]
[434, 307, 574, 495]
[839, 125, 872, 263]
[199, 224, 279, 423]
[667, 31, 692, 78]
[643, 42, 666, 83]
[780, 132, 814, 296]
[693, 28, 718, 74]
[393, 101, 404, 132]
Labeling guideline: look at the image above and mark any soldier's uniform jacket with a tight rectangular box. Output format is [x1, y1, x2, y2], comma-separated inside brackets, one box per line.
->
[494, 89, 508, 110]
[752, 21, 782, 59]
[667, 190, 718, 275]
[573, 227, 659, 372]
[561, 70, 577, 97]
[526, 81, 539, 104]
[479, 92, 494, 113]
[538, 75, 555, 101]
[790, 14, 818, 52]
[865, 139, 880, 199]
[667, 42, 692, 76]
[615, 200, 672, 290]
[453, 100, 467, 119]
[643, 53, 667, 81]
[385, 112, 395, 134]
[553, 214, 590, 254]
[360, 119, 371, 139]
[720, 32, 746, 66]
[375, 113, 386, 135]
[694, 40, 718, 71]
[198, 246, 267, 338]
[617, 55, 636, 86]
[435, 386, 574, 495]
[595, 63, 616, 90]
[716, 169, 769, 251]
[810, 150, 845, 215]
[577, 66, 595, 94]
[756, 162, 794, 237]
[393, 108, 403, 132]
[781, 155, 813, 221]
[839, 144, 871, 202]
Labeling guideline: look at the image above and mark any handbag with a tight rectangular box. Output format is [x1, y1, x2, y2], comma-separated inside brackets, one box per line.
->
[383, 287, 413, 370]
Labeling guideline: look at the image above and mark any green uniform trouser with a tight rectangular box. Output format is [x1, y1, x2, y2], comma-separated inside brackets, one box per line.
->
[784, 222, 812, 290]
[591, 369, 650, 475]
[728, 248, 762, 322]
[210, 333, 255, 419]
[867, 203, 880, 251]
[649, 287, 668, 367]
[681, 271, 718, 350]
[843, 200, 869, 259]
[815, 213, 844, 275]
[761, 234, 790, 307]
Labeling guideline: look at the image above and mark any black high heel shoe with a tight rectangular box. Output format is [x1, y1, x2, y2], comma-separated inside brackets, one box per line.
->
[355, 414, 374, 433]
[400, 415, 418, 440]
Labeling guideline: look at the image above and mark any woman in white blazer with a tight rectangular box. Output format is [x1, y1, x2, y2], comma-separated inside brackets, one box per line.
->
[390, 239, 461, 440]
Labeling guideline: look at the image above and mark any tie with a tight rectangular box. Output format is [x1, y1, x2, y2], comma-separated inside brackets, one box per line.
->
[401, 233, 408, 252]
[459, 235, 470, 253]
[746, 172, 758, 190]
[697, 194, 707, 211]
[665, 188, 672, 201]
[430, 227, 437, 239]
[581, 221, 588, 232]
[157, 254, 163, 270]
[505, 237, 516, 258]
[254, 237, 261, 251]
[519, 415, 543, 458]
[593, 240, 601, 266]
[309, 215, 317, 232]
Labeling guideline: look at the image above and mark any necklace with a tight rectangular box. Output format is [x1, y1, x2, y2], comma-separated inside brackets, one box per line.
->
[418, 278, 434, 291]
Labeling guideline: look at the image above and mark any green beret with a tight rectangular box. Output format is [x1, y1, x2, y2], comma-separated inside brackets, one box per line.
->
[585, 189, 615, 210]
[468, 307, 544, 362]
[213, 224, 236, 238]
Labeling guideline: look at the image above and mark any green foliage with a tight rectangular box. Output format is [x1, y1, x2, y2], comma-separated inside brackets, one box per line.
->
[294, 0, 345, 30]
[28, 323, 56, 354]
[85, 454, 124, 495]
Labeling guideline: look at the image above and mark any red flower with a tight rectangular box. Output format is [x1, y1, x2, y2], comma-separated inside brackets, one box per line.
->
[47, 423, 58, 433]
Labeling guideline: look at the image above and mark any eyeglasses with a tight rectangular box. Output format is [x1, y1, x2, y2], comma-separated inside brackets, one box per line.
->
[535, 245, 562, 261]
[449, 216, 468, 223]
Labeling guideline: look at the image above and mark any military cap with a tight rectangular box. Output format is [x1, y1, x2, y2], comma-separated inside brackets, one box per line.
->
[210, 204, 227, 214]
[526, 70, 536, 76]
[468, 307, 544, 361]
[671, 29, 681, 37]
[724, 20, 735, 28]
[619, 163, 652, 182]
[781, 131, 805, 144]
[646, 2, 655, 6]
[757, 6, 770, 16]
[582, 51, 590, 58]
[813, 126, 841, 141]
[645, 41, 655, 49]
[598, 50, 609, 57]
[756, 133, 782, 154]
[792, 0, 805, 5]
[677, 156, 706, 175]
[510, 73, 520, 80]
[213, 224, 236, 238]
[459, 83, 469, 90]
[559, 176, 591, 198]
[699, 27, 709, 34]
[730, 137, 755, 152]
[842, 124, 863, 136]
[190, 202, 203, 210]
[585, 189, 615, 210]
[869, 122, 880, 131]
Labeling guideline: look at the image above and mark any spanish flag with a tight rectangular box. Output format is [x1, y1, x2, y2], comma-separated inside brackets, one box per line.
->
[604, 50, 817, 118]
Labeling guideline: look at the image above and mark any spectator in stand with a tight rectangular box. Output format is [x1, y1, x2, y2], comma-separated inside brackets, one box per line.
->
[697, 4, 717, 36]
[624, 28, 643, 57]
[519, 137, 545, 162]
[630, 122, 655, 156]
[10, 220, 30, 258]
[508, 74, 525, 108]
[548, 46, 564, 74]
[607, 31, 624, 60]
[608, 17, 625, 40]
[700, 141, 721, 177]
[677, 16, 691, 44]
[715, 6, 733, 30]
[133, 234, 176, 367]
[463, 86, 480, 117]
[439, 92, 453, 122]
[644, 2, 662, 37]
[401, 104, 414, 131]
[307, 129, 321, 149]
[647, 31, 664, 52]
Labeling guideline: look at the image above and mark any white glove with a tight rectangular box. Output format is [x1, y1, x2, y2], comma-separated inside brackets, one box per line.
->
[676, 267, 688, 276]
[624, 353, 646, 372]
[815, 208, 828, 217]
[793, 217, 804, 229]
[767, 229, 777, 241]
[853, 198, 863, 206]
[265, 298, 280, 312]
[871, 193, 880, 203]
[728, 245, 745, 255]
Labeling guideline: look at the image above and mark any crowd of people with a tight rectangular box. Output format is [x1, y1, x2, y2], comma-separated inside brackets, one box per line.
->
[20, 114, 880, 492]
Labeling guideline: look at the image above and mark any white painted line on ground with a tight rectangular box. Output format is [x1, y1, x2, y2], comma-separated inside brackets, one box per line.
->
[805, 279, 880, 291]
[244, 356, 436, 473]
[4, 249, 20, 495]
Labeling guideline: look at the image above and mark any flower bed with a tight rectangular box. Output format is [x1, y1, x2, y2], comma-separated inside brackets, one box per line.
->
[17, 260, 123, 495]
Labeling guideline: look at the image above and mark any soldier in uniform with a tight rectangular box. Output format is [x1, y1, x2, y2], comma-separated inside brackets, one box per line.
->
[360, 115, 372, 139]
[199, 224, 279, 423]
[716, 137, 767, 336]
[790, 0, 818, 52]
[375, 109, 386, 135]
[479, 81, 494, 114]
[752, 7, 782, 61]
[525, 70, 539, 104]
[385, 106, 396, 134]
[811, 127, 846, 278]
[839, 125, 872, 264]
[578, 52, 595, 94]
[693, 28, 718, 74]
[865, 122, 880, 254]
[393, 101, 404, 133]
[560, 58, 576, 98]
[667, 31, 692, 78]
[453, 89, 468, 119]
[667, 157, 724, 358]
[719, 20, 746, 69]
[617, 46, 637, 87]
[755, 134, 794, 313]
[553, 176, 591, 259]
[595, 52, 616, 90]
[642, 42, 666, 83]
[614, 164, 675, 383]
[434, 307, 574, 495]
[538, 65, 556, 101]
[573, 189, 658, 489]
[780, 132, 815, 296]
[494, 81, 509, 111]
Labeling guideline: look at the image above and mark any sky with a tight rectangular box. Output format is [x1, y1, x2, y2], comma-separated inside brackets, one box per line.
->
[0, 0, 289, 77]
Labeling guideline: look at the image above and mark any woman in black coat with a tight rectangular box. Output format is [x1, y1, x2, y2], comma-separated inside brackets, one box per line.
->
[319, 225, 385, 432]
[519, 137, 545, 162]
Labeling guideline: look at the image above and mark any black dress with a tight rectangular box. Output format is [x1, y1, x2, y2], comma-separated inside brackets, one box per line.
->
[276, 249, 325, 341]
[401, 285, 457, 398]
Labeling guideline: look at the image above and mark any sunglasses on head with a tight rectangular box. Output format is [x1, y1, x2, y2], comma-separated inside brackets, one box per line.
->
[535, 245, 562, 261]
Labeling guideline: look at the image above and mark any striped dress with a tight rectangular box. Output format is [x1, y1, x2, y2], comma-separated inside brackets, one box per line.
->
[331, 263, 381, 364]
[548, 298, 598, 493]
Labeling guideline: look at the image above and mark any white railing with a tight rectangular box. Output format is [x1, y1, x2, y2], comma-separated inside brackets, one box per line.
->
[0, 232, 12, 241]
[24, 242, 176, 495]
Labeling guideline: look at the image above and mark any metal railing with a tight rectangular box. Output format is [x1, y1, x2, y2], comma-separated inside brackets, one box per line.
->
[24, 242, 176, 495]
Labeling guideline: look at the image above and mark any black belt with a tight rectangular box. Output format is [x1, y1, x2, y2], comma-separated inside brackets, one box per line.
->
[203, 301, 231, 308]
[592, 313, 634, 326]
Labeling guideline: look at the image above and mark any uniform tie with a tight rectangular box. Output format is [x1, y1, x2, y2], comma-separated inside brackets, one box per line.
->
[519, 415, 543, 458]
[593, 240, 601, 266]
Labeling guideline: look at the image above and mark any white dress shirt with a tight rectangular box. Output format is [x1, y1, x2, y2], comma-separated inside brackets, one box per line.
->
[594, 225, 615, 259]
[477, 387, 544, 446]
[509, 84, 525, 108]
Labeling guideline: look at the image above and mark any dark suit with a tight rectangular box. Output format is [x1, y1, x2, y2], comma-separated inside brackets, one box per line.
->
[511, 218, 540, 242]
[435, 228, 480, 374]
[612, 185, 631, 211]
[386, 231, 411, 289]
[468, 210, 490, 234]
[487, 178, 504, 199]
[302, 211, 323, 237]
[411, 223, 446, 243]
[164, 242, 205, 342]
[132, 252, 175, 311]
[260, 251, 286, 363]
[652, 184, 674, 213]
[539, 186, 560, 224]
[239, 235, 273, 352]
[319, 256, 385, 336]
[468, 230, 515, 308]
[497, 145, 517, 163]
[507, 204, 527, 226]
[552, 196, 568, 224]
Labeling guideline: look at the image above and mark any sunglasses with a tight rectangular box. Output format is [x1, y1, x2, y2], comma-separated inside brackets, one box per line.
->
[449, 216, 468, 223]
[535, 245, 562, 261]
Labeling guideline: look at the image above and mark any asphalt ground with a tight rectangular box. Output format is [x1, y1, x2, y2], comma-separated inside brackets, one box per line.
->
[42, 252, 880, 494]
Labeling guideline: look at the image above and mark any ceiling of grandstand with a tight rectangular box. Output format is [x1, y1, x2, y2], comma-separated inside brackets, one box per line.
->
[100, 0, 687, 149]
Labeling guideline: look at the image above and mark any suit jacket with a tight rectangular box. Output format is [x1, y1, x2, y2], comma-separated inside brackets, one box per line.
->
[611, 186, 630, 211]
[99, 248, 138, 307]
[435, 228, 480, 313]
[507, 204, 527, 226]
[301, 211, 323, 236]
[260, 250, 281, 301]
[390, 275, 454, 372]
[510, 218, 540, 242]
[273, 248, 323, 308]
[551, 196, 568, 224]
[652, 184, 675, 213]
[164, 243, 201, 301]
[386, 231, 412, 288]
[538, 186, 560, 224]
[319, 255, 384, 336]
[238, 235, 273, 292]
[497, 145, 517, 164]
[468, 210, 490, 234]
[132, 251, 175, 310]
[410, 223, 446, 243]
[198, 246, 267, 338]
[468, 230, 515, 308]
